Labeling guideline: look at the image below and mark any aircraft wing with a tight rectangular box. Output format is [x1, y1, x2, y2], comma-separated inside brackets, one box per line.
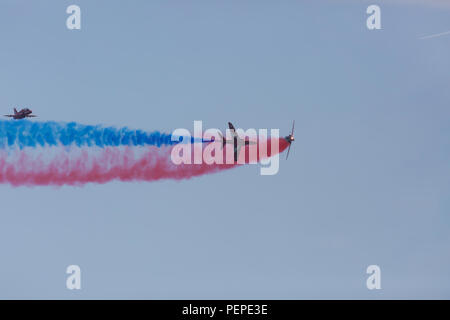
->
[234, 145, 240, 162]
[26, 115, 37, 117]
[4, 115, 14, 117]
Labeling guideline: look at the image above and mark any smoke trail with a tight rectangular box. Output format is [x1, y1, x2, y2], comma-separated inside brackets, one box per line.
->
[0, 138, 288, 186]
[0, 146, 230, 186]
[0, 120, 175, 149]
[419, 30, 450, 39]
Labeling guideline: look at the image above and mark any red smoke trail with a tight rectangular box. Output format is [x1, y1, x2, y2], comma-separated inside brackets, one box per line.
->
[0, 138, 288, 186]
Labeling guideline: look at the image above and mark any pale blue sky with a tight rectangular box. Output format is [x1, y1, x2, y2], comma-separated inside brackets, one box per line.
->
[0, 0, 449, 299]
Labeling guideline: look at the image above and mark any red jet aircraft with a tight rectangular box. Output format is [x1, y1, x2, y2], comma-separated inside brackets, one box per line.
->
[4, 108, 37, 120]
[215, 121, 295, 161]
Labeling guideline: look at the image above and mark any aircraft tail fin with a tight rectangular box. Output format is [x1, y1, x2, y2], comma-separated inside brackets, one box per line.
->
[14, 108, 18, 115]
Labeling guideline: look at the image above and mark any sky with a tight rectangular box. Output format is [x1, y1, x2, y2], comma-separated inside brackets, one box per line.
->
[0, 0, 449, 299]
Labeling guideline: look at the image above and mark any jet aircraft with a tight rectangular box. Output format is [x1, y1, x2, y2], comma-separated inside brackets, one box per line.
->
[4, 108, 37, 120]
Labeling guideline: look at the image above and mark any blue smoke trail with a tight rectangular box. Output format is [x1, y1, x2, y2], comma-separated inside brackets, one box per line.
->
[0, 120, 176, 149]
